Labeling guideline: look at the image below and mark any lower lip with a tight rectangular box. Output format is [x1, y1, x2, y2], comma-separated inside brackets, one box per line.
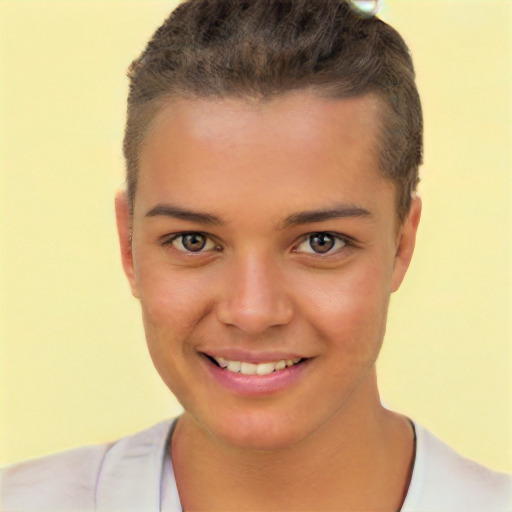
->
[201, 356, 310, 397]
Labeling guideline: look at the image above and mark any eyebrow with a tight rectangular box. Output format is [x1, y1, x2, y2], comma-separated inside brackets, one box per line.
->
[280, 204, 372, 228]
[145, 204, 223, 226]
[144, 202, 372, 228]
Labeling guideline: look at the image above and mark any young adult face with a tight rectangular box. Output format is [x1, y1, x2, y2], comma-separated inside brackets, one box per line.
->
[116, 92, 421, 451]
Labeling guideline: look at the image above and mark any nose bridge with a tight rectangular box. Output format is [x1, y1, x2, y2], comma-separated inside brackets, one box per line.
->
[216, 248, 293, 333]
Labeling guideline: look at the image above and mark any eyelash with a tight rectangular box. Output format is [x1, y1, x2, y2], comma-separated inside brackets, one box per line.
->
[292, 232, 352, 257]
[162, 231, 353, 257]
[162, 232, 222, 254]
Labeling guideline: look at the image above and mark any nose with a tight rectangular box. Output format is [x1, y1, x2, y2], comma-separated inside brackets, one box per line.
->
[215, 252, 294, 334]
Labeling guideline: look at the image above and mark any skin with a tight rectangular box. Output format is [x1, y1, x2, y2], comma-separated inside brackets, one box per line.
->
[116, 91, 421, 510]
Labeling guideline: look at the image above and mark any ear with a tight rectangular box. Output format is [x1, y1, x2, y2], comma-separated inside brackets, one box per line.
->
[390, 196, 422, 293]
[115, 191, 139, 298]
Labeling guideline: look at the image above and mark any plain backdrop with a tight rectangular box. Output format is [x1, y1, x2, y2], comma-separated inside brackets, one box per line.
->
[1, 0, 511, 472]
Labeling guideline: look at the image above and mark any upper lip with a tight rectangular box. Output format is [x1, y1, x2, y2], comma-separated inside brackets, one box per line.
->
[199, 348, 309, 364]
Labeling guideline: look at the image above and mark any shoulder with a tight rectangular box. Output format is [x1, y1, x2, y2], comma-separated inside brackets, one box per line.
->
[0, 420, 174, 512]
[403, 422, 512, 512]
[1, 443, 109, 511]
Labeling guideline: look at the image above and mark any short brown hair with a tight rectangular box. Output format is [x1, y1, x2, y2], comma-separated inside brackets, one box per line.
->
[124, 0, 423, 221]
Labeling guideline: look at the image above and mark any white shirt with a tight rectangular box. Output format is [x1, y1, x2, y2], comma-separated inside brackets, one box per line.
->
[2, 418, 511, 511]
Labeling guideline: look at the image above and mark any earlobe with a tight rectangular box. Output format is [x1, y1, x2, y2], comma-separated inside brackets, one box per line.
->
[391, 196, 422, 293]
[115, 191, 139, 298]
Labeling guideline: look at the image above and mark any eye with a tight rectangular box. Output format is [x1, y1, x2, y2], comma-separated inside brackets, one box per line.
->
[294, 232, 348, 255]
[167, 232, 220, 253]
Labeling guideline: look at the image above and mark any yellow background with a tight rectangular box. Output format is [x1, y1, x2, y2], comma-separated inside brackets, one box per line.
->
[1, 1, 510, 472]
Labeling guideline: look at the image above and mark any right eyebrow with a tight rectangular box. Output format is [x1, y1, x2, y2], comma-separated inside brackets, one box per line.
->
[145, 204, 224, 226]
[279, 204, 372, 229]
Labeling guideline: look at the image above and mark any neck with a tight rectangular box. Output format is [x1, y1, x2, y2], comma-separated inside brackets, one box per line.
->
[170, 371, 415, 511]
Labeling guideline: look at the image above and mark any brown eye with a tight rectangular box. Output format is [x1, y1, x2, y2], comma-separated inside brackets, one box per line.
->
[169, 232, 220, 253]
[293, 232, 348, 256]
[180, 233, 206, 252]
[309, 233, 335, 254]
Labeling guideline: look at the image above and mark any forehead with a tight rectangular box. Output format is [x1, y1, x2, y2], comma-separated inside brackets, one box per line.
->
[136, 92, 393, 221]
[143, 92, 383, 160]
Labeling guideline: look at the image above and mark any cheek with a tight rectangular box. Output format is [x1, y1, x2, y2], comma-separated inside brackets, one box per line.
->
[135, 264, 212, 347]
[135, 267, 212, 399]
[296, 261, 391, 351]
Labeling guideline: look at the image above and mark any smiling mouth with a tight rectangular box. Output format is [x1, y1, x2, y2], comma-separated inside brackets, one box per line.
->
[206, 355, 306, 376]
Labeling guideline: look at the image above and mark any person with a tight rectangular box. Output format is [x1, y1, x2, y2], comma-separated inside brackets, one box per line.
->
[1, 0, 510, 510]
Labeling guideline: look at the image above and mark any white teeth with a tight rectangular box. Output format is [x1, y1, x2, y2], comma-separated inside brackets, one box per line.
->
[256, 362, 276, 376]
[227, 360, 241, 372]
[275, 360, 286, 371]
[240, 362, 257, 375]
[216, 356, 229, 368]
[212, 356, 303, 375]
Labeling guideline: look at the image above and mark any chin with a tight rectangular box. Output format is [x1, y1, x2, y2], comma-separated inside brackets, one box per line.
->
[196, 406, 321, 452]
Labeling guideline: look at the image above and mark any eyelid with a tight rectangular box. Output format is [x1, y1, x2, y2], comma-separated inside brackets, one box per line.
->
[160, 230, 355, 256]
[162, 231, 221, 253]
[292, 232, 353, 256]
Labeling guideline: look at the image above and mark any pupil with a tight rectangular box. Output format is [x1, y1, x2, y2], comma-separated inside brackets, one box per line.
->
[310, 233, 334, 254]
[183, 233, 206, 252]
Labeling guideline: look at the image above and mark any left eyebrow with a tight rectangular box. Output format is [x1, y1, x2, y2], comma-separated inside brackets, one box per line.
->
[279, 203, 372, 229]
[144, 204, 224, 226]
